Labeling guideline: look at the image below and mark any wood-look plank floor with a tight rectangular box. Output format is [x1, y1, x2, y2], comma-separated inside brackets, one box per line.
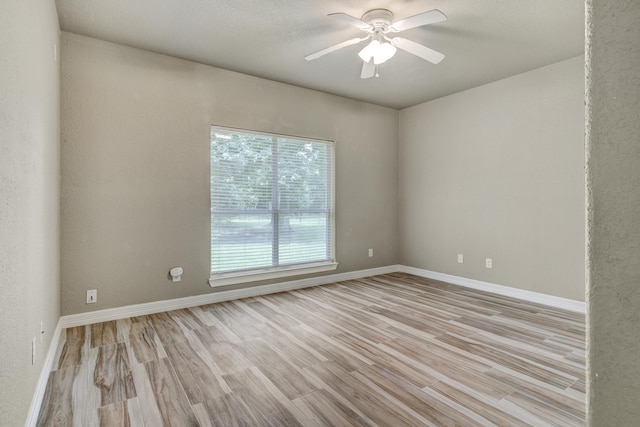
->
[37, 273, 585, 426]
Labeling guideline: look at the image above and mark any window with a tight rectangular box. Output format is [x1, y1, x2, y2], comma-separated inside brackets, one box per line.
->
[209, 127, 337, 286]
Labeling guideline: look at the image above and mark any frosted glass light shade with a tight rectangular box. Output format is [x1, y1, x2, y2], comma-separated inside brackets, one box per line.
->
[358, 40, 397, 65]
[358, 40, 380, 63]
[374, 42, 397, 64]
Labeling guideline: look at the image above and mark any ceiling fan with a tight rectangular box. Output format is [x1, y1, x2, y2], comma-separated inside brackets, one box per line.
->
[305, 8, 447, 79]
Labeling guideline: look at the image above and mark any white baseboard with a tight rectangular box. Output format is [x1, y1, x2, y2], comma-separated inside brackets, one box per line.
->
[398, 265, 586, 314]
[25, 319, 63, 427]
[59, 265, 398, 328]
[59, 264, 584, 330]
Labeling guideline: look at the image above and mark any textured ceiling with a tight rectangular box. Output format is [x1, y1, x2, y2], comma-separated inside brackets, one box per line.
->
[55, 0, 585, 109]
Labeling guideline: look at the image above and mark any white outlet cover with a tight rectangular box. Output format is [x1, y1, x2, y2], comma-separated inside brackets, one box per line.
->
[486, 258, 493, 268]
[170, 267, 184, 282]
[457, 254, 464, 263]
[86, 289, 97, 304]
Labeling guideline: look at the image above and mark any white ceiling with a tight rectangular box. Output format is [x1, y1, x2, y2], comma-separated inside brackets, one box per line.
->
[55, 0, 585, 109]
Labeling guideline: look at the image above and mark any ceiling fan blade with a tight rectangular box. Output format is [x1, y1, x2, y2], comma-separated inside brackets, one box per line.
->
[391, 37, 445, 64]
[361, 60, 375, 79]
[391, 9, 447, 32]
[328, 13, 372, 31]
[305, 38, 366, 61]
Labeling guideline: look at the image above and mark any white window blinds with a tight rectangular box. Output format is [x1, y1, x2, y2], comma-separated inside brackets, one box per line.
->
[210, 127, 335, 277]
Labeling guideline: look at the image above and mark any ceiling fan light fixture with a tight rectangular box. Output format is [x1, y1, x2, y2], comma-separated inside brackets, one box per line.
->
[358, 39, 397, 65]
[374, 41, 397, 64]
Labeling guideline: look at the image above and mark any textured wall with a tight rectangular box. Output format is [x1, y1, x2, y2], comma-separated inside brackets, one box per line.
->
[399, 57, 585, 301]
[0, 1, 60, 425]
[60, 33, 399, 315]
[586, 1, 640, 424]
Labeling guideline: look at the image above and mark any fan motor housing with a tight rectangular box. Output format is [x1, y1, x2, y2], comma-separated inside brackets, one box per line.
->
[361, 9, 394, 32]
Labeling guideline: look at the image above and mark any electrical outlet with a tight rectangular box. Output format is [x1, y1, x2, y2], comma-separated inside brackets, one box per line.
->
[368, 248, 374, 257]
[86, 289, 97, 304]
[169, 266, 183, 283]
[457, 254, 464, 264]
[485, 258, 493, 269]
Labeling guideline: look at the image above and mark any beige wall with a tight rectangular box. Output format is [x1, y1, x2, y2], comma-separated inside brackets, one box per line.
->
[399, 56, 585, 301]
[60, 33, 399, 315]
[587, 1, 640, 423]
[0, 0, 60, 424]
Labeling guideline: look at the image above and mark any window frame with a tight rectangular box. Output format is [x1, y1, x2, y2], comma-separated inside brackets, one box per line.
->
[208, 126, 337, 287]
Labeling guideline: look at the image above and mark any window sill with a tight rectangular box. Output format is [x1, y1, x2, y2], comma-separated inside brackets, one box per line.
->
[209, 261, 339, 288]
